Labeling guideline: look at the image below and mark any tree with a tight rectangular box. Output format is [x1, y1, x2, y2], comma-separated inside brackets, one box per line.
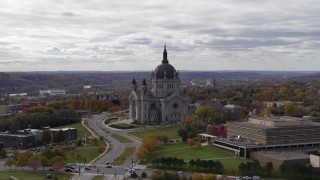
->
[182, 114, 200, 126]
[209, 125, 216, 136]
[265, 162, 273, 175]
[51, 155, 64, 172]
[4, 158, 15, 170]
[239, 162, 246, 175]
[178, 128, 188, 142]
[214, 161, 224, 173]
[192, 173, 203, 180]
[158, 135, 169, 144]
[189, 159, 195, 169]
[284, 102, 296, 116]
[28, 155, 40, 171]
[217, 126, 223, 137]
[41, 147, 54, 160]
[188, 139, 197, 147]
[228, 167, 236, 175]
[1, 148, 6, 158]
[41, 131, 52, 145]
[40, 156, 49, 171]
[151, 171, 162, 180]
[222, 127, 227, 138]
[98, 145, 106, 153]
[252, 159, 261, 174]
[137, 147, 149, 161]
[16, 154, 28, 170]
[196, 106, 213, 121]
[203, 174, 215, 180]
[91, 137, 98, 145]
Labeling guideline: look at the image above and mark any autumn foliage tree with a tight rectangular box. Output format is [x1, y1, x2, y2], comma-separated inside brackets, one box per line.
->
[98, 145, 106, 153]
[28, 155, 40, 171]
[137, 135, 158, 161]
[179, 114, 207, 141]
[51, 155, 64, 172]
[187, 138, 201, 147]
[228, 167, 236, 175]
[209, 125, 216, 136]
[158, 135, 169, 144]
[4, 158, 15, 170]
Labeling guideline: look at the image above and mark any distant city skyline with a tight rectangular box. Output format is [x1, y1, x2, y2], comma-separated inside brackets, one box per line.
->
[1, 0, 320, 72]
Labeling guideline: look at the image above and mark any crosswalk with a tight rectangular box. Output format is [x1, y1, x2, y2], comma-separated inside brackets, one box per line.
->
[83, 173, 123, 177]
[70, 163, 127, 169]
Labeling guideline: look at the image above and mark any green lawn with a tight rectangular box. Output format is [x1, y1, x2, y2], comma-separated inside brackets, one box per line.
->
[112, 146, 136, 166]
[128, 125, 181, 140]
[92, 176, 104, 180]
[111, 134, 133, 143]
[143, 142, 251, 171]
[58, 122, 91, 139]
[64, 141, 106, 163]
[0, 171, 72, 180]
[143, 143, 233, 163]
[104, 117, 119, 124]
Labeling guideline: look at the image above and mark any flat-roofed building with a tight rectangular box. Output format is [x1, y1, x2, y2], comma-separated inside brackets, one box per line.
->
[212, 116, 320, 159]
[0, 133, 35, 149]
[49, 127, 77, 142]
[227, 116, 320, 145]
[40, 89, 66, 96]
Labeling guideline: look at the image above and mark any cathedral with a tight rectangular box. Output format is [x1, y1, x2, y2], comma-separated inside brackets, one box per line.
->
[128, 46, 189, 125]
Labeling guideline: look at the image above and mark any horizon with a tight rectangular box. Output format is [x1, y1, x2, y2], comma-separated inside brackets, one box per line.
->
[2, 70, 319, 73]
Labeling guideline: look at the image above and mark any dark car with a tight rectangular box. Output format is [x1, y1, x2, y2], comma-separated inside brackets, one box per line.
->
[64, 165, 75, 170]
[106, 165, 112, 168]
[84, 166, 91, 170]
[64, 168, 73, 172]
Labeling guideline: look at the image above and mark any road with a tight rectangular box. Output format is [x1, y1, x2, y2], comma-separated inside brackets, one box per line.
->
[75, 113, 142, 179]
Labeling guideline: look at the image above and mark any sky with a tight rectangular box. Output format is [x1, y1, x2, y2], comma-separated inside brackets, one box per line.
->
[1, 0, 320, 72]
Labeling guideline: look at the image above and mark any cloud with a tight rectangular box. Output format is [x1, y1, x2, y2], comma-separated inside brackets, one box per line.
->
[62, 12, 75, 16]
[0, 0, 320, 71]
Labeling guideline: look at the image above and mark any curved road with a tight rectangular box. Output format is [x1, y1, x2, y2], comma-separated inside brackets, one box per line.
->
[75, 112, 142, 179]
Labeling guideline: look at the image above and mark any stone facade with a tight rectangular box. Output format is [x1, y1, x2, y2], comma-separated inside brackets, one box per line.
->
[128, 46, 189, 125]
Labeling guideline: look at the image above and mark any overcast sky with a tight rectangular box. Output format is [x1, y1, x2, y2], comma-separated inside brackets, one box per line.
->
[1, 0, 320, 71]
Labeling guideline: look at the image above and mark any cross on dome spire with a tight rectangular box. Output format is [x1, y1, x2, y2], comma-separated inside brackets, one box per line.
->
[162, 44, 168, 64]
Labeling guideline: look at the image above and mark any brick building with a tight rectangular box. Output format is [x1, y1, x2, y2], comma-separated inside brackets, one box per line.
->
[0, 133, 35, 149]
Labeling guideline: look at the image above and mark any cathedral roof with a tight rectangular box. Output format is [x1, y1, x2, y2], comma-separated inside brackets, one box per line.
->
[153, 45, 178, 79]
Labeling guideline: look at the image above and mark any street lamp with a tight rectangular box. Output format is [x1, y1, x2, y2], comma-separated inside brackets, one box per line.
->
[77, 154, 80, 175]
